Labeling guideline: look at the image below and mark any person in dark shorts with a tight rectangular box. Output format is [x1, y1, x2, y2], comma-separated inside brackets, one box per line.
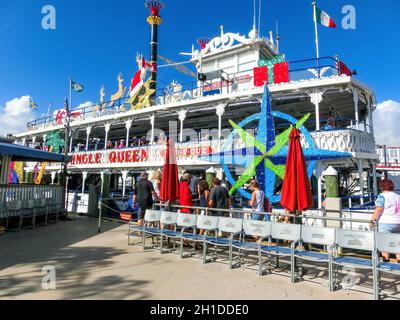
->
[208, 178, 231, 217]
[133, 172, 159, 226]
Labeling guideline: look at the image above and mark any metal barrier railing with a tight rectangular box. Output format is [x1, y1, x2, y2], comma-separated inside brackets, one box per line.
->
[96, 197, 377, 233]
[0, 184, 64, 205]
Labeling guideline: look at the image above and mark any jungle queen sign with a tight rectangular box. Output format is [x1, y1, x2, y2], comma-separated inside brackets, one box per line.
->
[69, 145, 214, 167]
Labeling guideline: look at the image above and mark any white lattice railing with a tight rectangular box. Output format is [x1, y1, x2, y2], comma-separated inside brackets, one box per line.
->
[307, 129, 377, 158]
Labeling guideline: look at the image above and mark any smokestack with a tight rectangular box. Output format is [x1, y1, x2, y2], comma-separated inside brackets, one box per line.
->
[145, 0, 164, 105]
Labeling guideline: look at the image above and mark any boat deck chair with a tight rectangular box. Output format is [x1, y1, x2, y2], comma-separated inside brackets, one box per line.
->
[177, 213, 198, 258]
[203, 217, 243, 266]
[260, 223, 302, 282]
[159, 211, 179, 254]
[231, 219, 271, 275]
[375, 232, 400, 300]
[331, 229, 377, 299]
[293, 225, 336, 290]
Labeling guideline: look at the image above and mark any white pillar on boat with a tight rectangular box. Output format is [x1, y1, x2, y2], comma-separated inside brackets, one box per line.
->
[315, 162, 325, 209]
[178, 110, 188, 143]
[358, 160, 364, 205]
[309, 89, 324, 132]
[125, 119, 133, 147]
[42, 135, 47, 147]
[69, 130, 74, 153]
[366, 168, 372, 201]
[85, 127, 92, 151]
[372, 163, 378, 197]
[51, 172, 57, 184]
[65, 176, 70, 211]
[150, 114, 155, 145]
[32, 136, 37, 147]
[367, 95, 374, 135]
[82, 171, 88, 194]
[353, 90, 360, 130]
[121, 170, 129, 197]
[100, 169, 111, 196]
[104, 123, 111, 150]
[21, 137, 27, 147]
[216, 104, 226, 152]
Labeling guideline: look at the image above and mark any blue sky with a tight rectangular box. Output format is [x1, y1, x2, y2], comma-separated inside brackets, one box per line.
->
[0, 0, 399, 120]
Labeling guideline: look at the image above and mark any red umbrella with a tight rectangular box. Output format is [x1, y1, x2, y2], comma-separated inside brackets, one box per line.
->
[160, 138, 180, 204]
[280, 127, 313, 212]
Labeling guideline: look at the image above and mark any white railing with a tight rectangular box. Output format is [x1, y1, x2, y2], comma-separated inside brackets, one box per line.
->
[0, 185, 63, 205]
[376, 147, 400, 168]
[307, 129, 377, 158]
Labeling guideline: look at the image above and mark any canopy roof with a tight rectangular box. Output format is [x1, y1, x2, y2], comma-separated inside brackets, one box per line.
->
[0, 142, 65, 162]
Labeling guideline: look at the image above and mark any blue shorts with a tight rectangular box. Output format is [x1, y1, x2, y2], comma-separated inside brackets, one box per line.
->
[251, 213, 269, 221]
[378, 224, 400, 233]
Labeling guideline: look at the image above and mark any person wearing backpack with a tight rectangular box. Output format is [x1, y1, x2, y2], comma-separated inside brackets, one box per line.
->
[370, 179, 400, 262]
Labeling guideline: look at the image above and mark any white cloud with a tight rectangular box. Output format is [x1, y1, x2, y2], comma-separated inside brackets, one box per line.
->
[76, 101, 94, 109]
[75, 101, 95, 117]
[0, 96, 34, 136]
[373, 100, 400, 147]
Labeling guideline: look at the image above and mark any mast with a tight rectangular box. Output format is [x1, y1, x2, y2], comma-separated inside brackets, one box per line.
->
[145, 0, 164, 105]
[275, 21, 280, 54]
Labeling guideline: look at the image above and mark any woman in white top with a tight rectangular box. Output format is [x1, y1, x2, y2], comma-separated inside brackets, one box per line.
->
[370, 179, 400, 262]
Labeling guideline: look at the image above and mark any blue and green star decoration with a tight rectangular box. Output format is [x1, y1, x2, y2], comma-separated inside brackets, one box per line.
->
[202, 85, 351, 203]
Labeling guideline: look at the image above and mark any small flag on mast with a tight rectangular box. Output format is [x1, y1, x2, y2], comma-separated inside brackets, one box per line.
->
[64, 96, 69, 111]
[29, 99, 39, 109]
[315, 7, 336, 28]
[71, 80, 84, 92]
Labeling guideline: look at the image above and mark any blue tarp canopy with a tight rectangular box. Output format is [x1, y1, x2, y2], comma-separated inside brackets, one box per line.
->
[0, 142, 66, 162]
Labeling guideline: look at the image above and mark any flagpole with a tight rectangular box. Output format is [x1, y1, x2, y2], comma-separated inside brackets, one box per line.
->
[63, 79, 72, 220]
[69, 78, 72, 111]
[28, 99, 31, 124]
[312, 1, 320, 77]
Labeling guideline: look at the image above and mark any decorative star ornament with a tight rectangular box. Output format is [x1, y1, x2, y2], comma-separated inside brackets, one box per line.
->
[202, 85, 352, 203]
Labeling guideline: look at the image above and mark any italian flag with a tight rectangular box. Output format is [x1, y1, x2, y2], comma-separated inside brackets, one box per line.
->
[315, 7, 336, 28]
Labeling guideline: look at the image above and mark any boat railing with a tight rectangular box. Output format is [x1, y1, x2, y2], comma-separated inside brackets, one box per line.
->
[26, 56, 344, 131]
[376, 146, 400, 168]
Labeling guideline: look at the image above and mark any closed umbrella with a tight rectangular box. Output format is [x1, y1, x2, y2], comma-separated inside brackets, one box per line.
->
[160, 138, 180, 209]
[280, 127, 313, 214]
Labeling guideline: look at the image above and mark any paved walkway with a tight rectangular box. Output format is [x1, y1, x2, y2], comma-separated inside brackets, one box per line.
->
[0, 216, 391, 300]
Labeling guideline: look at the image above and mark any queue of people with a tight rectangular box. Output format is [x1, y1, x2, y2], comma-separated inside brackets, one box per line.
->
[131, 169, 400, 261]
